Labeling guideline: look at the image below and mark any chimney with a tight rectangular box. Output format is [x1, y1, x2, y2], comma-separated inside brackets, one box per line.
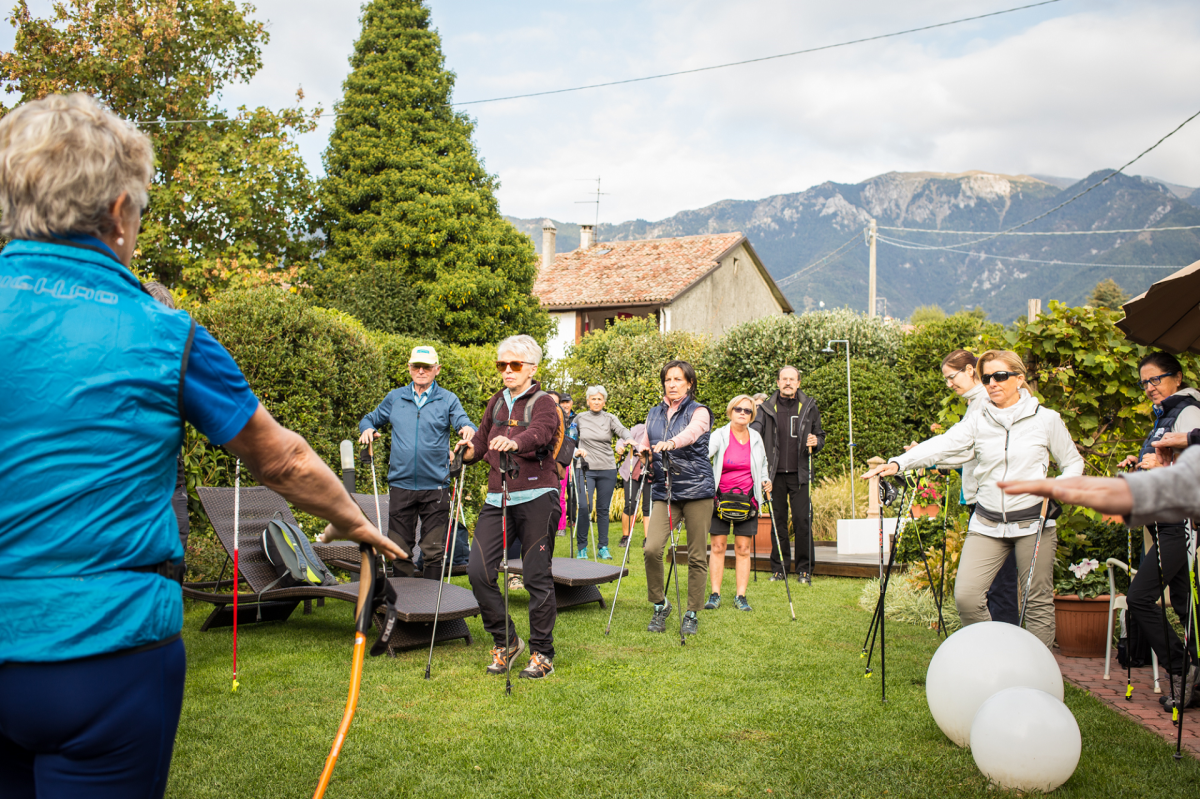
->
[541, 220, 557, 271]
[579, 224, 594, 250]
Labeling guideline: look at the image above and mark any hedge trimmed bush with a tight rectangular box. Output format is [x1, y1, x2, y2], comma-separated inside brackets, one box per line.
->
[803, 358, 916, 475]
[705, 309, 904, 400]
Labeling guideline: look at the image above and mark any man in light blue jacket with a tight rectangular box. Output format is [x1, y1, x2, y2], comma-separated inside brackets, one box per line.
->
[360, 346, 476, 578]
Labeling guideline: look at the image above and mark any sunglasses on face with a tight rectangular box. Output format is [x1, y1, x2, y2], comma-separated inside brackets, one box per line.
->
[495, 360, 533, 373]
[981, 371, 1018, 385]
[409, 363, 436, 372]
[731, 406, 754, 415]
[1137, 372, 1176, 390]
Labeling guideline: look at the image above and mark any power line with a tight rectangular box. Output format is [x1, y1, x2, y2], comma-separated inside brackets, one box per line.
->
[455, 1, 1063, 106]
[940, 106, 1200, 248]
[878, 224, 1200, 236]
[776, 231, 863, 287]
[876, 233, 1180, 269]
[134, 0, 1064, 125]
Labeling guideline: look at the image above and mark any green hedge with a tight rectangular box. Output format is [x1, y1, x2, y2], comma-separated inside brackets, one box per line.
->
[895, 312, 1004, 432]
[803, 358, 917, 475]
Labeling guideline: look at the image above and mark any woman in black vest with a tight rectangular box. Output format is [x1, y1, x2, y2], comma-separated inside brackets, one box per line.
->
[1120, 351, 1200, 708]
[634, 361, 715, 637]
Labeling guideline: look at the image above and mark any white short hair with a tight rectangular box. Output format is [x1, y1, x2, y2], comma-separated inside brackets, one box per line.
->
[496, 334, 542, 366]
[0, 93, 153, 239]
[586, 385, 607, 401]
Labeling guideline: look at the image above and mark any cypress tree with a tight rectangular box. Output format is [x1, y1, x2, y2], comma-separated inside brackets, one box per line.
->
[316, 0, 551, 345]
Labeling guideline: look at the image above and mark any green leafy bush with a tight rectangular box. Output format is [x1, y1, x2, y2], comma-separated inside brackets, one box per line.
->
[705, 309, 905, 400]
[804, 358, 916, 475]
[896, 312, 1004, 432]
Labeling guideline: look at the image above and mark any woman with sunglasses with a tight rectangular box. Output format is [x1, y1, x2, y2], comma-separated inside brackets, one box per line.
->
[862, 350, 1083, 649]
[705, 395, 771, 612]
[1116, 352, 1200, 708]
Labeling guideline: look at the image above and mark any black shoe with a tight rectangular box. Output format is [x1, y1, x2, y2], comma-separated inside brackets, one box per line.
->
[769, 572, 784, 582]
[681, 610, 699, 636]
[798, 572, 812, 585]
[619, 535, 630, 548]
[704, 592, 721, 610]
[647, 600, 672, 633]
[485, 637, 524, 675]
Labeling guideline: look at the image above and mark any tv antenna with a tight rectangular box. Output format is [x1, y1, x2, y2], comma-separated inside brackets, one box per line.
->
[575, 177, 608, 228]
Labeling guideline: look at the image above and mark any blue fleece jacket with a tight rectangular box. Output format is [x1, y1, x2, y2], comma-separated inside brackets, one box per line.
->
[360, 381, 476, 490]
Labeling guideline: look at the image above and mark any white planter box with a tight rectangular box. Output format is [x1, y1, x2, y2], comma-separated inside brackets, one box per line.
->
[837, 518, 898, 555]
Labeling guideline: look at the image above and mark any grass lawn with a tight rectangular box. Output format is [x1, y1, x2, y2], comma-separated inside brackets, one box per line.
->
[170, 539, 1199, 798]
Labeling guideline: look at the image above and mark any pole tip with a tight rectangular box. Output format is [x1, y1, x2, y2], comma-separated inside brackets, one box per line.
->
[232, 679, 240, 693]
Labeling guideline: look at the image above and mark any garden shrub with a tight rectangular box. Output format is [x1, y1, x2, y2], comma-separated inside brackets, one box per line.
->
[803, 358, 916, 475]
[705, 309, 905, 398]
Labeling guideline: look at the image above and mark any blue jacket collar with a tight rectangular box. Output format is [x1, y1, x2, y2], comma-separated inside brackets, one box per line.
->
[401, 380, 440, 402]
[3, 237, 140, 290]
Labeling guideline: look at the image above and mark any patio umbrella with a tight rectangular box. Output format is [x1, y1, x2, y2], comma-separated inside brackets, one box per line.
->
[1116, 259, 1200, 354]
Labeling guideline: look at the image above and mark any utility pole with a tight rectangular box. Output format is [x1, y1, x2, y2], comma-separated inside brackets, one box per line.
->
[867, 218, 878, 318]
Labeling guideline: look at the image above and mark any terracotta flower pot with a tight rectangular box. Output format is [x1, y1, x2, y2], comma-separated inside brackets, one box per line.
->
[1054, 593, 1113, 658]
[912, 503, 940, 518]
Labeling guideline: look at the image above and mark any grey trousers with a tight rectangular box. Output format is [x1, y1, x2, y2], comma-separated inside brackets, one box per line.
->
[955, 527, 1057, 649]
[644, 498, 711, 612]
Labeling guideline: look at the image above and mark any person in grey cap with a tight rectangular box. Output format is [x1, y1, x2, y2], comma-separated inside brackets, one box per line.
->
[360, 345, 476, 579]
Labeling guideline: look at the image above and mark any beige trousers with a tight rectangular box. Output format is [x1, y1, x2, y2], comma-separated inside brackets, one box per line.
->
[644, 499, 711, 612]
[955, 528, 1057, 649]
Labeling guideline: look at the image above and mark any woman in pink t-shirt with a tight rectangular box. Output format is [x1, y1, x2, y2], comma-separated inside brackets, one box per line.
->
[706, 395, 771, 611]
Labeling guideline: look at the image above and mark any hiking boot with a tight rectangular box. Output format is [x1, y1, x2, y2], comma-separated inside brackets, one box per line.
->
[508, 576, 525, 591]
[798, 571, 812, 586]
[619, 535, 630, 548]
[519, 652, 555, 680]
[485, 637, 524, 675]
[1164, 663, 1200, 711]
[769, 571, 785, 582]
[576, 548, 588, 559]
[598, 546, 612, 560]
[734, 595, 752, 612]
[647, 600, 672, 632]
[681, 610, 699, 636]
[704, 592, 721, 610]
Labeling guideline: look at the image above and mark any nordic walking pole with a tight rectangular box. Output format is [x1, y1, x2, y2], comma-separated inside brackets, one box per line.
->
[606, 469, 648, 635]
[1151, 524, 1180, 719]
[1175, 520, 1197, 759]
[937, 475, 950, 636]
[663, 450, 685, 646]
[361, 439, 387, 577]
[232, 458, 241, 693]
[765, 495, 795, 621]
[807, 447, 816, 582]
[501, 452, 515, 695]
[313, 543, 378, 799]
[1018, 498, 1052, 629]
[426, 448, 465, 679]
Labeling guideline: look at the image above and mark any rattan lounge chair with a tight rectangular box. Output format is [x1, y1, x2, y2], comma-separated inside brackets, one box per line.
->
[185, 486, 479, 652]
[506, 557, 628, 610]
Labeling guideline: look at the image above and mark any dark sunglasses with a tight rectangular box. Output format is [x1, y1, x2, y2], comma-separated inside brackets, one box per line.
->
[409, 362, 436, 372]
[731, 406, 754, 415]
[1137, 372, 1176, 389]
[495, 360, 533, 373]
[981, 371, 1018, 385]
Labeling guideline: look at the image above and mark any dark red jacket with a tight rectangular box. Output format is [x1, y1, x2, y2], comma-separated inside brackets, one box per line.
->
[467, 381, 562, 495]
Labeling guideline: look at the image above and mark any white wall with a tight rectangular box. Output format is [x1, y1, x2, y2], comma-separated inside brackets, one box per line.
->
[669, 243, 787, 337]
[545, 310, 576, 360]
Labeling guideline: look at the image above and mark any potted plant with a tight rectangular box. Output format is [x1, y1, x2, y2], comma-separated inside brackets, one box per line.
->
[912, 477, 943, 518]
[1053, 558, 1112, 658]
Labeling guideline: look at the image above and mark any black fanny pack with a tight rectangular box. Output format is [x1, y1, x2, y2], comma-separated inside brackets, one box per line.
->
[715, 489, 757, 523]
[974, 500, 1061, 524]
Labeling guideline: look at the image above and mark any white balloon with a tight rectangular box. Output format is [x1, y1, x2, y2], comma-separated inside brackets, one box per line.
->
[925, 621, 1062, 747]
[971, 687, 1081, 792]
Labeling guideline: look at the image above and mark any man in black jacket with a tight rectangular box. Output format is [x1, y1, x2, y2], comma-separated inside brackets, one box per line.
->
[752, 366, 825, 584]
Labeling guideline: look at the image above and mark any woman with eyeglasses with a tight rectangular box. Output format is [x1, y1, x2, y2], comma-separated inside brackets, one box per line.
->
[1116, 352, 1200, 708]
[862, 350, 1083, 649]
[705, 396, 771, 612]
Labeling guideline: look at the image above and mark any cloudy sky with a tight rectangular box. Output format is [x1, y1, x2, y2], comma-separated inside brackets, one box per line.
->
[5, 0, 1200, 224]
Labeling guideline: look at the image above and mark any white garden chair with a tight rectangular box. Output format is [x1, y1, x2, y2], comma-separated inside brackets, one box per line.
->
[1103, 557, 1161, 694]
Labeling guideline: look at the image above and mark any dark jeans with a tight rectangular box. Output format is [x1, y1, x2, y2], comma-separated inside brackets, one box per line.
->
[387, 486, 449, 579]
[0, 638, 185, 798]
[468, 492, 558, 658]
[986, 551, 1020, 625]
[1128, 524, 1199, 675]
[768, 473, 812, 574]
[577, 468, 618, 549]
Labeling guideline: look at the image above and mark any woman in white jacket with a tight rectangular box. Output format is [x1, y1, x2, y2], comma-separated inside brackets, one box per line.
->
[706, 395, 771, 612]
[862, 350, 1084, 648]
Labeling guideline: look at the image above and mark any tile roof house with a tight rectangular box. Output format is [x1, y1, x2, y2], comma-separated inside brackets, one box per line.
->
[533, 222, 793, 360]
